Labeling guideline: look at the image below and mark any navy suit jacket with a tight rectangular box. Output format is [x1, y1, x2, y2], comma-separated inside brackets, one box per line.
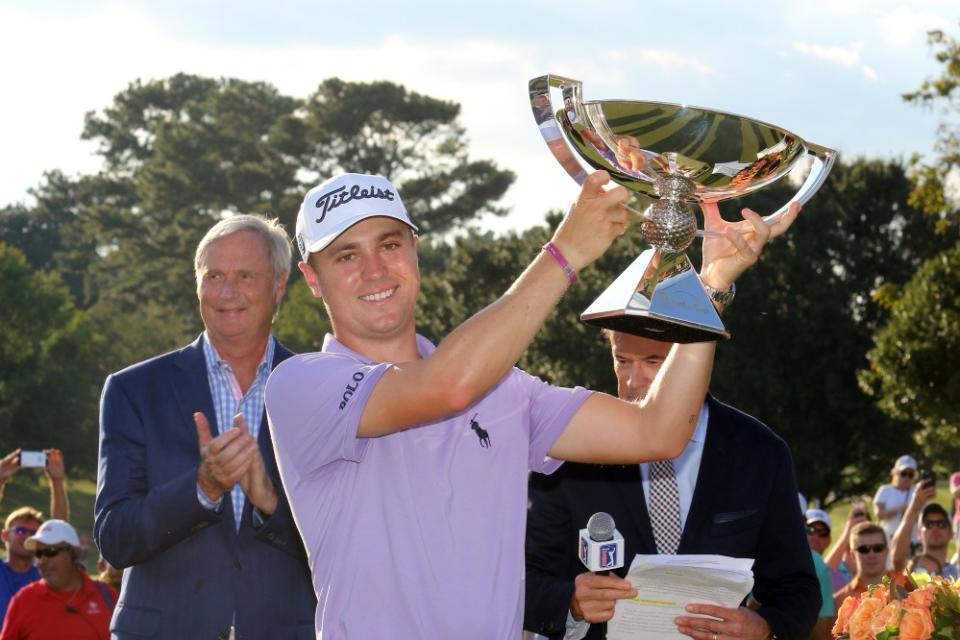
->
[524, 396, 819, 640]
[95, 336, 316, 639]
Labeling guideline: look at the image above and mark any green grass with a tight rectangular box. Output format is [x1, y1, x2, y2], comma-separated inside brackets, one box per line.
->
[823, 480, 957, 559]
[2, 474, 98, 571]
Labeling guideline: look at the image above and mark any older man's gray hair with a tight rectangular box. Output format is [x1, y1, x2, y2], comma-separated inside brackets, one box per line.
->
[194, 214, 292, 293]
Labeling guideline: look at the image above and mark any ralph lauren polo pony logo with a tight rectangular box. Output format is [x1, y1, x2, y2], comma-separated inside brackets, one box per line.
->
[469, 413, 491, 448]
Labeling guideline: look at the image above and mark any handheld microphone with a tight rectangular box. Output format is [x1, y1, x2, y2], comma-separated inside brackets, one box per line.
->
[578, 512, 625, 574]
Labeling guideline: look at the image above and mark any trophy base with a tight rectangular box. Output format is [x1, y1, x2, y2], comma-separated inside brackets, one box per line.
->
[581, 249, 729, 344]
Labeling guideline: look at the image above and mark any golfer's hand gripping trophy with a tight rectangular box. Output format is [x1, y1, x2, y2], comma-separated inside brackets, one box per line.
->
[529, 75, 837, 342]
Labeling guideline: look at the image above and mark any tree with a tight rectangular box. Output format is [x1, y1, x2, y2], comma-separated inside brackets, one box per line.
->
[0, 171, 128, 306]
[859, 23, 960, 469]
[902, 23, 960, 228]
[291, 78, 515, 235]
[859, 243, 960, 462]
[76, 74, 512, 330]
[0, 243, 104, 469]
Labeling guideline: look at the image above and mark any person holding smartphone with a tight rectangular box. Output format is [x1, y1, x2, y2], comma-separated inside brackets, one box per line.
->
[890, 479, 958, 579]
[0, 448, 70, 621]
[873, 455, 919, 545]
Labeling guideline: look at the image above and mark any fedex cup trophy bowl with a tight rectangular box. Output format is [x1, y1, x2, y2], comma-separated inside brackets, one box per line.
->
[529, 74, 838, 342]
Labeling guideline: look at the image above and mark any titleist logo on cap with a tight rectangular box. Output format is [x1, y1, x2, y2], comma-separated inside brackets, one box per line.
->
[313, 184, 396, 223]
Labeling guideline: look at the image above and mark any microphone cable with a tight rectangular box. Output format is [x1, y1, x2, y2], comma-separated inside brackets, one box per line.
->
[64, 605, 105, 640]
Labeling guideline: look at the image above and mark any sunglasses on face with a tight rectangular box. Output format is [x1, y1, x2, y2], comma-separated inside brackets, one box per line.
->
[899, 470, 915, 478]
[922, 519, 950, 530]
[805, 525, 830, 538]
[34, 546, 71, 559]
[10, 526, 37, 537]
[855, 543, 887, 554]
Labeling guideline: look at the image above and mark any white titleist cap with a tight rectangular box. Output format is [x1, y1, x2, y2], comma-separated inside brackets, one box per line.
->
[295, 173, 418, 261]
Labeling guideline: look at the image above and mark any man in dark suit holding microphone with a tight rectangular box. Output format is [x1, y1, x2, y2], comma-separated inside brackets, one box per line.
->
[524, 330, 820, 640]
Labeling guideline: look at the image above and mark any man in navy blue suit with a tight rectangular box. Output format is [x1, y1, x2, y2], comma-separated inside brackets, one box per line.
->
[95, 215, 315, 639]
[524, 331, 819, 640]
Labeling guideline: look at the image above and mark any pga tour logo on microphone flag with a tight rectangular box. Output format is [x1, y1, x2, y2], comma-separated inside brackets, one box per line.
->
[578, 527, 626, 572]
[600, 543, 618, 569]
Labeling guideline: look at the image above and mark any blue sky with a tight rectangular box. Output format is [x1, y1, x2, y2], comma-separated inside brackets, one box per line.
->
[1, 1, 956, 232]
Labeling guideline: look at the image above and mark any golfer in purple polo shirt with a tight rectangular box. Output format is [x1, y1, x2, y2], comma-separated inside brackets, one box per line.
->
[265, 171, 797, 638]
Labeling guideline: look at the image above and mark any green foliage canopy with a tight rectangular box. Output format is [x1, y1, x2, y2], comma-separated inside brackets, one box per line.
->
[859, 242, 960, 462]
[861, 22, 960, 471]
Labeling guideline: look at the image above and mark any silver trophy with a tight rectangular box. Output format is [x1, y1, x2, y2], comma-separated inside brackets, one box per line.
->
[530, 74, 837, 342]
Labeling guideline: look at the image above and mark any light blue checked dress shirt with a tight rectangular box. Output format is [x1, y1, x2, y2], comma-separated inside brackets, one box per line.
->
[639, 401, 709, 530]
[198, 332, 275, 532]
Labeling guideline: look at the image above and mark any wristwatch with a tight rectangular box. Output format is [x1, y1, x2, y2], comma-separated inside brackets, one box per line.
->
[702, 281, 736, 310]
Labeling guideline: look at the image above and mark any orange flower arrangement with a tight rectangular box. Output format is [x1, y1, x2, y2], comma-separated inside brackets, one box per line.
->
[833, 574, 960, 640]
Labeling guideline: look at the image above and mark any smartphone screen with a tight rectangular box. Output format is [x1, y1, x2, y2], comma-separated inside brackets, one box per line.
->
[19, 451, 47, 468]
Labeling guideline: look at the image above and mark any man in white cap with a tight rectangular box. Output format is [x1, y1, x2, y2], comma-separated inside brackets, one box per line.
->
[0, 520, 116, 640]
[266, 170, 798, 638]
[804, 509, 832, 556]
[873, 455, 919, 543]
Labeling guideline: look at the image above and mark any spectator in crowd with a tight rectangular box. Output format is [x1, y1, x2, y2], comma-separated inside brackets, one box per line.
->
[265, 171, 798, 638]
[805, 508, 832, 557]
[0, 509, 41, 625]
[951, 472, 960, 535]
[823, 504, 869, 590]
[0, 450, 69, 521]
[0, 449, 70, 621]
[807, 508, 843, 592]
[802, 508, 837, 640]
[523, 330, 819, 640]
[906, 553, 943, 576]
[891, 496, 958, 579]
[0, 520, 115, 640]
[832, 522, 901, 611]
[95, 215, 315, 638]
[873, 455, 918, 544]
[94, 555, 122, 593]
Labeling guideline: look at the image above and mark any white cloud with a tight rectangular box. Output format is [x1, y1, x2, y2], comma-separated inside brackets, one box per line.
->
[794, 41, 863, 67]
[793, 41, 878, 81]
[877, 6, 951, 46]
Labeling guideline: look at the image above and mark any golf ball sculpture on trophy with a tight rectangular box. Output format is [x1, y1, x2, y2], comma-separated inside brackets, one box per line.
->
[529, 74, 838, 342]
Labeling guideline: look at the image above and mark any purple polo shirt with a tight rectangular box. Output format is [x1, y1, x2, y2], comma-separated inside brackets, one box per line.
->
[265, 333, 590, 639]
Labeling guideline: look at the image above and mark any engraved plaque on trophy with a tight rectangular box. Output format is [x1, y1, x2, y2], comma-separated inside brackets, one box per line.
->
[530, 74, 837, 342]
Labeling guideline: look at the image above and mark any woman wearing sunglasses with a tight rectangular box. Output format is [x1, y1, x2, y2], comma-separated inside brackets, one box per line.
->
[873, 454, 920, 546]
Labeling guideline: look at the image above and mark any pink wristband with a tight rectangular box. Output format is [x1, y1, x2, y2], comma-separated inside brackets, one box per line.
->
[543, 242, 578, 285]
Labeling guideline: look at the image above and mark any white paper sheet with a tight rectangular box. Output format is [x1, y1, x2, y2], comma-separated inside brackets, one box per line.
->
[606, 554, 755, 640]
